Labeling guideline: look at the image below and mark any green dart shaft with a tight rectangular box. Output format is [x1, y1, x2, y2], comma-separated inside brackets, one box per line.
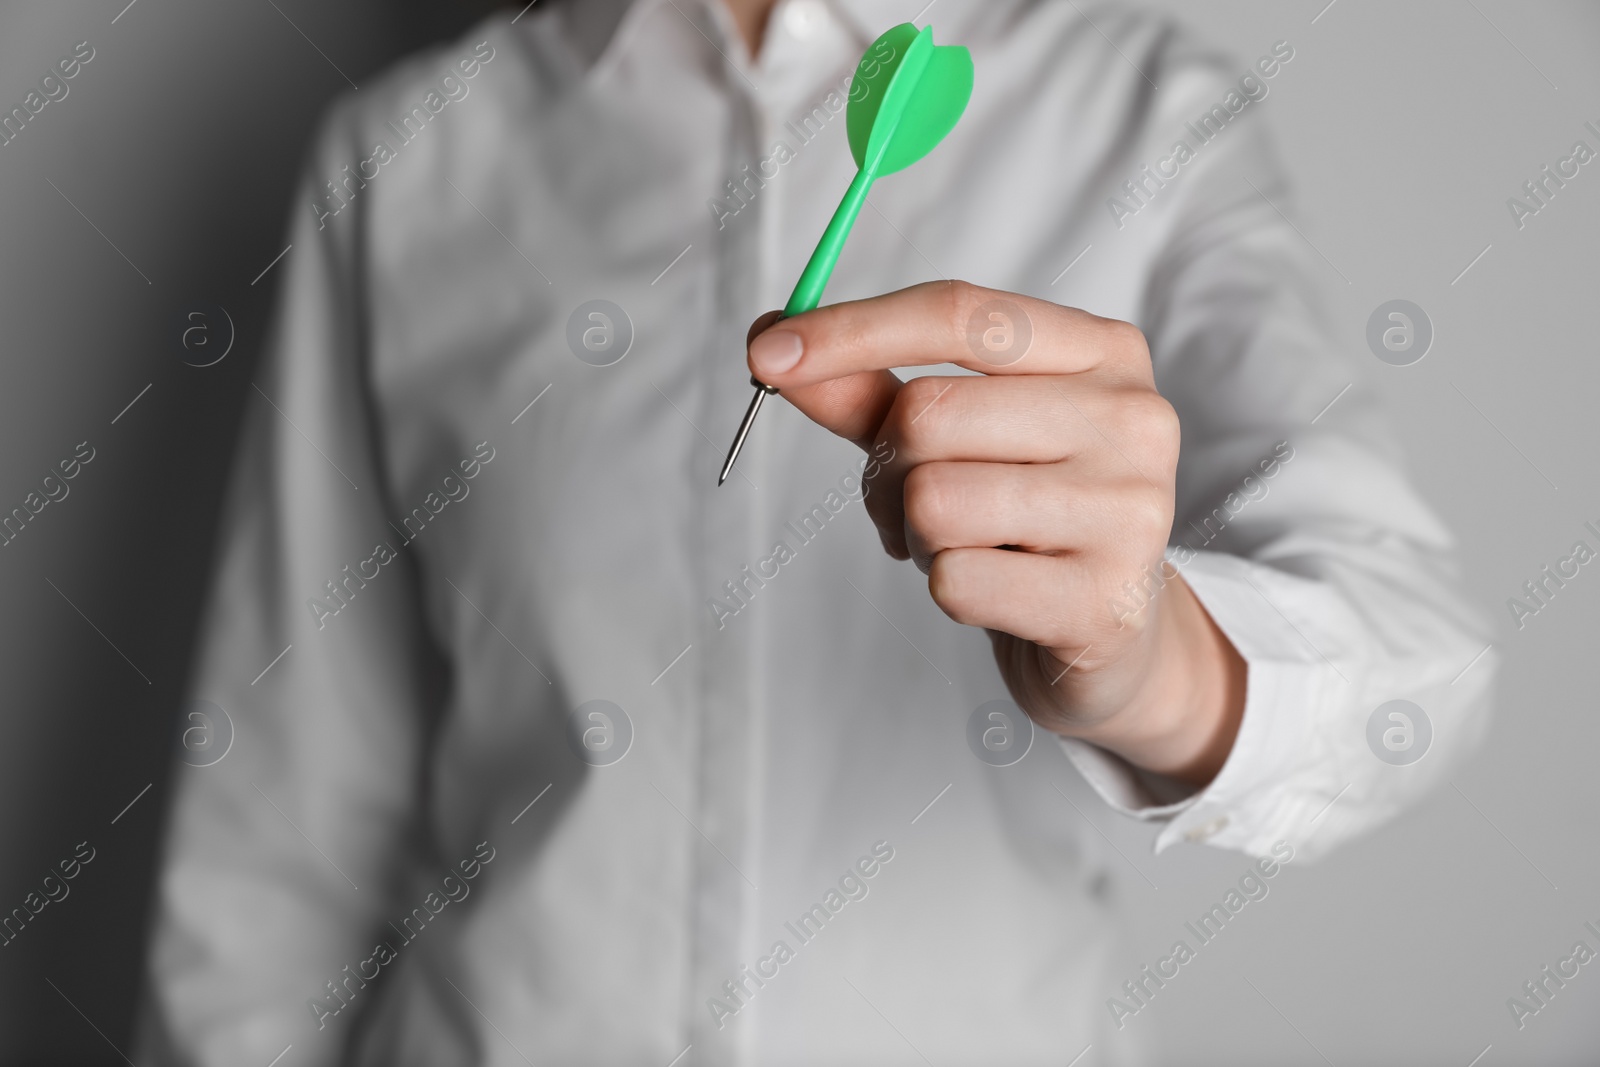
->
[785, 167, 875, 317]
[717, 169, 874, 487]
[717, 21, 971, 487]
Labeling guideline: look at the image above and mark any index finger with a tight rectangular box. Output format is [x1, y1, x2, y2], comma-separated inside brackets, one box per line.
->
[746, 280, 1136, 389]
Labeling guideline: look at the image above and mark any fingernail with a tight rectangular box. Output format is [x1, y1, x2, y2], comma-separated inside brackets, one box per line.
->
[750, 329, 803, 377]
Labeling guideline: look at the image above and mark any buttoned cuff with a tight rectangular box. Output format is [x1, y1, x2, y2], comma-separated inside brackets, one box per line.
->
[1059, 548, 1342, 855]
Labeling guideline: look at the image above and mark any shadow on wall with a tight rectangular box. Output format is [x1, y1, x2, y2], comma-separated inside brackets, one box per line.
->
[0, 1, 507, 1062]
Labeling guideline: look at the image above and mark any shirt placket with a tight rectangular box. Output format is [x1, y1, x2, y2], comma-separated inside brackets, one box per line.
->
[686, 4, 772, 1065]
[683, 3, 864, 1061]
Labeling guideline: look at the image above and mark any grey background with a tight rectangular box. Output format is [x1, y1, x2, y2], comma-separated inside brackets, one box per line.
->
[0, 1, 1596, 1064]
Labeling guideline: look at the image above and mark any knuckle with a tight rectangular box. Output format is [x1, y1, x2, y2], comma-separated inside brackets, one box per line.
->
[1127, 490, 1173, 545]
[941, 278, 985, 340]
[902, 462, 955, 535]
[1094, 492, 1166, 567]
[890, 376, 951, 448]
[899, 373, 948, 414]
[1093, 317, 1151, 377]
[1108, 317, 1150, 360]
[1120, 390, 1181, 466]
[927, 549, 976, 622]
[1140, 391, 1182, 461]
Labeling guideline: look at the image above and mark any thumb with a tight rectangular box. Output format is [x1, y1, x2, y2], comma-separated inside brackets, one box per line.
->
[746, 310, 901, 452]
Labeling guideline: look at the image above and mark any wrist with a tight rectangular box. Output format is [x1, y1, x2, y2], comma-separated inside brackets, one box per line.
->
[1076, 577, 1246, 786]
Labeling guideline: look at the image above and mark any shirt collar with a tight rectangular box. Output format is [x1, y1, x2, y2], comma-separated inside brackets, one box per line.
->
[549, 0, 977, 79]
[823, 0, 958, 49]
[554, 0, 675, 75]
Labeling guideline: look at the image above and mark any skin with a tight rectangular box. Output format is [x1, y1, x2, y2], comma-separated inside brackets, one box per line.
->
[745, 286, 1246, 787]
[724, 1, 1246, 787]
[722, 0, 778, 57]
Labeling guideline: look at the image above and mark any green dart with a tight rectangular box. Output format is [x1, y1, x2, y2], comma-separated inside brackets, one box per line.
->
[717, 22, 974, 486]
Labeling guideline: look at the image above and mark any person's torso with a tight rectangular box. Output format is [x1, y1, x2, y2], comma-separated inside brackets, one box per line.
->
[327, 2, 1196, 1062]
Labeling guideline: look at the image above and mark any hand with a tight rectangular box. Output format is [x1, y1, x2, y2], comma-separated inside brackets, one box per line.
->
[745, 281, 1245, 785]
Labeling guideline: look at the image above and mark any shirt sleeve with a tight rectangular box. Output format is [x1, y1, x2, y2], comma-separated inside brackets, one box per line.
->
[1059, 53, 1496, 863]
[135, 100, 443, 1066]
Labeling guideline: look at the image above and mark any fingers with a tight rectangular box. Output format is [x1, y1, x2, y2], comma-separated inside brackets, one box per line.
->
[899, 461, 1172, 571]
[874, 374, 1162, 467]
[778, 370, 903, 452]
[747, 280, 1150, 391]
[862, 376, 1179, 559]
[927, 547, 1147, 651]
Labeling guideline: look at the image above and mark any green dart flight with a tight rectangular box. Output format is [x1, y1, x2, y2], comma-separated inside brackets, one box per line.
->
[717, 22, 974, 486]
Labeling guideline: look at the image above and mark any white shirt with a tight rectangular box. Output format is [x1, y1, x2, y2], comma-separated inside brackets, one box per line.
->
[138, 1, 1495, 1064]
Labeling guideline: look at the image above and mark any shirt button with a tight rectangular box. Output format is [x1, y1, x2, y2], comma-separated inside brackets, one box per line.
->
[1184, 815, 1229, 842]
[782, 0, 826, 40]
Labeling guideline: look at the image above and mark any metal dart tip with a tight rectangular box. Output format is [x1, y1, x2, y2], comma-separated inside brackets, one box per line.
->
[718, 377, 779, 486]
